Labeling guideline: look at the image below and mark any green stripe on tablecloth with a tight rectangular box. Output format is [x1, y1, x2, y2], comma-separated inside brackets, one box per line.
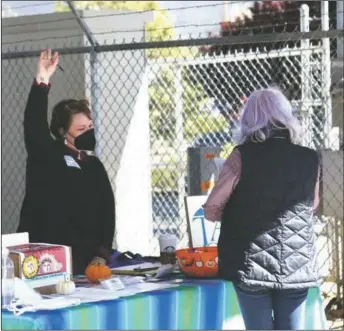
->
[73, 305, 99, 330]
[225, 281, 241, 317]
[222, 281, 245, 329]
[1, 314, 40, 330]
[177, 285, 200, 329]
[128, 295, 151, 329]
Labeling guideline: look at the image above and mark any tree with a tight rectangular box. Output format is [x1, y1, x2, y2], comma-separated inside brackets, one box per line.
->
[206, 1, 336, 52]
[190, 1, 337, 119]
[190, 1, 337, 150]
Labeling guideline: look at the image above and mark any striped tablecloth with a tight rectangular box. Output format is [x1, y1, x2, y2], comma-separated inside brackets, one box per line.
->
[1, 280, 326, 330]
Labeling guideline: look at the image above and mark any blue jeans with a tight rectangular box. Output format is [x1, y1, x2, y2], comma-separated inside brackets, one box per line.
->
[234, 285, 309, 330]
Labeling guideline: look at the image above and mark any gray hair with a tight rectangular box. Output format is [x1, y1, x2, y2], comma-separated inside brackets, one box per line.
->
[234, 87, 302, 144]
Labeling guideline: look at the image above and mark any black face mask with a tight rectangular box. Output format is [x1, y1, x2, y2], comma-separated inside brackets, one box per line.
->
[74, 129, 96, 151]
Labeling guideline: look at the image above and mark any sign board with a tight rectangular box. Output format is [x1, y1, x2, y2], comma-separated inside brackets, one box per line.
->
[184, 196, 221, 248]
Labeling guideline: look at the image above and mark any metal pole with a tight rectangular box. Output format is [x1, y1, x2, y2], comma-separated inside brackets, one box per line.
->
[334, 218, 341, 306]
[3, 31, 343, 60]
[300, 4, 312, 148]
[66, 1, 98, 47]
[321, 1, 333, 149]
[90, 52, 102, 157]
[65, 0, 102, 157]
[174, 65, 186, 246]
[341, 218, 344, 302]
[337, 0, 344, 59]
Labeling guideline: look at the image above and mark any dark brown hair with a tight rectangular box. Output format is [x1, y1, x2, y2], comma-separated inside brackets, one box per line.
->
[50, 99, 91, 139]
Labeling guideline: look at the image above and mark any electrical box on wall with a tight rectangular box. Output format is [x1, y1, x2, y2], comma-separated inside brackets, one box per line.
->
[187, 147, 222, 196]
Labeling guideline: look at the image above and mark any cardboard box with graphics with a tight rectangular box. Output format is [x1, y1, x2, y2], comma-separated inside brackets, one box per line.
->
[3, 233, 73, 294]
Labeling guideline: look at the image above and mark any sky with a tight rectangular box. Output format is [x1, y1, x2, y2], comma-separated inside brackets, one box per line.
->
[2, 1, 54, 16]
[160, 1, 252, 35]
[2, 1, 253, 36]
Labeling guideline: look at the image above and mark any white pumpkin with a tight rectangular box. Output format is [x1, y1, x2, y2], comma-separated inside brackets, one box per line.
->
[56, 279, 76, 295]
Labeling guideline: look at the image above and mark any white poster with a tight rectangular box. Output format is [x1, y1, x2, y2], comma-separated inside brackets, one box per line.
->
[184, 196, 221, 248]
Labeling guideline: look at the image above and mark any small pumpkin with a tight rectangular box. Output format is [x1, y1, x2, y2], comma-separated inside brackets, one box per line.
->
[56, 278, 76, 295]
[85, 257, 112, 284]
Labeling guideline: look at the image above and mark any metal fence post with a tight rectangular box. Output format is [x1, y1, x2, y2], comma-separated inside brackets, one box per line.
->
[174, 65, 186, 242]
[65, 0, 102, 156]
[300, 4, 312, 148]
[337, 0, 344, 60]
[321, 1, 333, 149]
[90, 51, 102, 156]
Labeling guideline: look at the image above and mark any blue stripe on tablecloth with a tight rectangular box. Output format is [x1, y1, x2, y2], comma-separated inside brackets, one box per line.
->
[151, 287, 178, 329]
[199, 280, 225, 329]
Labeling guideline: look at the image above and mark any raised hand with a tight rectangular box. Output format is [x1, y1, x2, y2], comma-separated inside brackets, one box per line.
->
[36, 49, 59, 84]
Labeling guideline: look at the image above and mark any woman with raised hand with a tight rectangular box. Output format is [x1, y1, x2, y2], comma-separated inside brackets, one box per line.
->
[18, 49, 115, 274]
[203, 87, 320, 330]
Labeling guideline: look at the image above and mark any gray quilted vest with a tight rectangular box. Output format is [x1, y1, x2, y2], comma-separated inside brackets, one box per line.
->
[218, 132, 320, 289]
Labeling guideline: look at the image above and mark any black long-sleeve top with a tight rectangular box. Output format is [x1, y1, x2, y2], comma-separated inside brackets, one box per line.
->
[18, 80, 115, 274]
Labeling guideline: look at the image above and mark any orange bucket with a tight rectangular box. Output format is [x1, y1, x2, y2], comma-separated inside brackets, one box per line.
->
[175, 247, 218, 278]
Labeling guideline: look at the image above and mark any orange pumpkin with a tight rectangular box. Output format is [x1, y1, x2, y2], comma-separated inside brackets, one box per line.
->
[85, 257, 112, 283]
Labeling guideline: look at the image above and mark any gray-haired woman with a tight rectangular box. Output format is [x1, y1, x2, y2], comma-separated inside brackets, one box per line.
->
[203, 87, 320, 330]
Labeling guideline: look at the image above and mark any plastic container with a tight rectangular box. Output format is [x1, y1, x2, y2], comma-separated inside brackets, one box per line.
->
[1, 247, 15, 308]
[159, 234, 177, 265]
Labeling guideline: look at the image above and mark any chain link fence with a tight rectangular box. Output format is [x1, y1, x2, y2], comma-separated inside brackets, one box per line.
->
[2, 2, 344, 328]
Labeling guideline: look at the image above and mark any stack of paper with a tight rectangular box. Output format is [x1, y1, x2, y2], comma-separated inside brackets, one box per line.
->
[48, 282, 179, 304]
[65, 288, 120, 303]
[112, 282, 179, 298]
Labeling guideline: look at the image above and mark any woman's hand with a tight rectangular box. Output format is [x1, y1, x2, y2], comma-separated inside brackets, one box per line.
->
[36, 49, 59, 85]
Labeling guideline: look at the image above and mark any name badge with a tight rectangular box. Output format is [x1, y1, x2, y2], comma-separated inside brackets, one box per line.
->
[64, 155, 81, 169]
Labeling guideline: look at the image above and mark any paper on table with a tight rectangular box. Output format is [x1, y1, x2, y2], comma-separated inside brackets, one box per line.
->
[48, 281, 179, 304]
[74, 282, 179, 301]
[113, 282, 179, 297]
[116, 276, 145, 285]
[57, 288, 120, 303]
[154, 264, 175, 278]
